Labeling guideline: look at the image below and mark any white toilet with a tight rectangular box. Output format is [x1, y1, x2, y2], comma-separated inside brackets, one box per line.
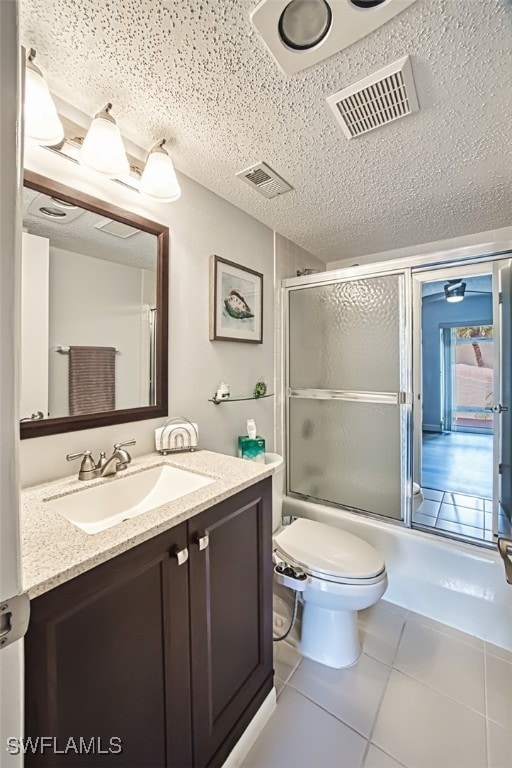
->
[265, 453, 388, 669]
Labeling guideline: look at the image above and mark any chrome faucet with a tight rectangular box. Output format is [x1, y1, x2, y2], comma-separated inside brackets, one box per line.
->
[66, 440, 136, 481]
[100, 440, 136, 477]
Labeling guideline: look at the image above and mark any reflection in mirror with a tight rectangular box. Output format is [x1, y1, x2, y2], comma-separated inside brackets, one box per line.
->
[20, 172, 169, 438]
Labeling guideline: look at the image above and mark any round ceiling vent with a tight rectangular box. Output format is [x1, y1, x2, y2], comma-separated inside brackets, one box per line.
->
[278, 0, 332, 51]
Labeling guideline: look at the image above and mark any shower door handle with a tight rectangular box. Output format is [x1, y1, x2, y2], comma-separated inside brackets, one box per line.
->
[486, 404, 509, 413]
[497, 537, 512, 584]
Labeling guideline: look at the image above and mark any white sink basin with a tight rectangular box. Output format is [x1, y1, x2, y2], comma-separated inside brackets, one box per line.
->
[46, 464, 215, 535]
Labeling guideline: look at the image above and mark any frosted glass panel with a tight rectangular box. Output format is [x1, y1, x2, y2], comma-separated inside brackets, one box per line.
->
[289, 275, 402, 392]
[289, 398, 402, 519]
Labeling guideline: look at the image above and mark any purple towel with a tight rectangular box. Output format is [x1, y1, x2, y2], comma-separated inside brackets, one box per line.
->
[68, 346, 116, 416]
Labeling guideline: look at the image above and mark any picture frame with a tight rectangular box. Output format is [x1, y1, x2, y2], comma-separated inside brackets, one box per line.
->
[209, 255, 263, 343]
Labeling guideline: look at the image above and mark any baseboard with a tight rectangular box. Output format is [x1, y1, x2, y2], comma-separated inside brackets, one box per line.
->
[221, 688, 276, 768]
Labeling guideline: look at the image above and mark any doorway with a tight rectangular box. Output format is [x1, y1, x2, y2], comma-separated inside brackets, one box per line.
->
[413, 264, 510, 545]
[442, 325, 494, 435]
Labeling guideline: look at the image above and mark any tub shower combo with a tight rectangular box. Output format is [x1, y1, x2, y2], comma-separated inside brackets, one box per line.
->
[278, 256, 512, 651]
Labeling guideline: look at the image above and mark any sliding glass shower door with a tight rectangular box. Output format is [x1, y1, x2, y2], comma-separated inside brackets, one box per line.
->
[286, 272, 410, 520]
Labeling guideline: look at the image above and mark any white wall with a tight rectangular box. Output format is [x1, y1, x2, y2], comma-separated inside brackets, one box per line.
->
[20, 232, 49, 420]
[48, 246, 149, 416]
[20, 140, 275, 487]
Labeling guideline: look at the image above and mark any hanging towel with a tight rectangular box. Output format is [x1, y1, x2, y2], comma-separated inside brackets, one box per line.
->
[68, 346, 116, 416]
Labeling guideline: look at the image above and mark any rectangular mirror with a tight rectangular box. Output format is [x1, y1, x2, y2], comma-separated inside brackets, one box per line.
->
[20, 171, 169, 438]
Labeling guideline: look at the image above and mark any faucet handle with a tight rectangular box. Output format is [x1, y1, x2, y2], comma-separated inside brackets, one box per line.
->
[67, 449, 93, 463]
[113, 439, 136, 450]
[66, 450, 97, 479]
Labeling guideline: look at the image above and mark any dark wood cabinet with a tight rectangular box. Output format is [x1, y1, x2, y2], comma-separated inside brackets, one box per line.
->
[25, 478, 273, 768]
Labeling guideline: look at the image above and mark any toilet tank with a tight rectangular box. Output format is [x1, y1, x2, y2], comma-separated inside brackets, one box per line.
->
[264, 453, 284, 532]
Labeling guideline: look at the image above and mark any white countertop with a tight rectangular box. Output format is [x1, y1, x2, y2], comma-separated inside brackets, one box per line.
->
[20, 450, 273, 599]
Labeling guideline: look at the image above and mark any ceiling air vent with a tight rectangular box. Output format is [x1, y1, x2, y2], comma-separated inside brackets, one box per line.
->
[236, 162, 293, 199]
[327, 56, 419, 139]
[94, 218, 139, 238]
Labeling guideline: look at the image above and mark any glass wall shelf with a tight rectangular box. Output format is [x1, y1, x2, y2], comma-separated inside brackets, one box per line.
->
[209, 393, 274, 405]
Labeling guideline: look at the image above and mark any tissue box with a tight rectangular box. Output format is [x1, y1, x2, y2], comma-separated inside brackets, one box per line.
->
[238, 436, 265, 463]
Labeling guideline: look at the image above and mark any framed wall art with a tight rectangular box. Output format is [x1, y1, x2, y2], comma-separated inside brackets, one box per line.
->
[209, 255, 263, 343]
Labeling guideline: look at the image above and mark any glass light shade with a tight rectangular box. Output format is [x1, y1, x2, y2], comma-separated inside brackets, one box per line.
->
[278, 0, 332, 51]
[80, 114, 130, 178]
[24, 66, 64, 146]
[140, 146, 181, 202]
[444, 282, 466, 302]
[446, 294, 464, 303]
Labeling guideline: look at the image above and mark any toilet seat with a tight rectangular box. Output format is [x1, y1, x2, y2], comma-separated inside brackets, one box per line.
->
[274, 518, 386, 586]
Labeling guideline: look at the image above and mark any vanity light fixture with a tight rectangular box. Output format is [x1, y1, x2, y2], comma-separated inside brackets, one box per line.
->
[79, 103, 130, 179]
[140, 140, 181, 202]
[24, 48, 64, 146]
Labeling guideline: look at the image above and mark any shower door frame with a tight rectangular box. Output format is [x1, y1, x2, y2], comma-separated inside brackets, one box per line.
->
[283, 266, 414, 527]
[281, 243, 512, 543]
[412, 258, 509, 543]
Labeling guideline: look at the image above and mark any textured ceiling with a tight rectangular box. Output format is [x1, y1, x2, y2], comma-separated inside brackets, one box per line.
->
[20, 0, 512, 262]
[23, 187, 157, 270]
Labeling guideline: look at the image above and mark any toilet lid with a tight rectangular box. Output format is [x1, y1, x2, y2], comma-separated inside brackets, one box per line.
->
[274, 518, 385, 581]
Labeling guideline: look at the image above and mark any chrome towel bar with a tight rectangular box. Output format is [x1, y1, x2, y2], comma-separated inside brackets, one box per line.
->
[55, 346, 120, 354]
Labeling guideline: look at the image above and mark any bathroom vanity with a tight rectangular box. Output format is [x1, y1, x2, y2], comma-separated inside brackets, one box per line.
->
[21, 451, 274, 768]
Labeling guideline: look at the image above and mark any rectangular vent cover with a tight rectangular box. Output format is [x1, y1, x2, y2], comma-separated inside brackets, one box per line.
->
[94, 219, 139, 238]
[236, 162, 293, 199]
[327, 56, 419, 139]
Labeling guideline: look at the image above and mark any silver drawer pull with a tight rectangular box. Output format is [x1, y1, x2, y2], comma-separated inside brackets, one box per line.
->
[173, 547, 189, 566]
[197, 534, 209, 551]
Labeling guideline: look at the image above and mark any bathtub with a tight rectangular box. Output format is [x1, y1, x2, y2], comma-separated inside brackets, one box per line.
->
[283, 496, 512, 651]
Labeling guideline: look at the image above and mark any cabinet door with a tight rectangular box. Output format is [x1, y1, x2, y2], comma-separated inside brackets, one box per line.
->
[25, 524, 192, 768]
[188, 478, 273, 768]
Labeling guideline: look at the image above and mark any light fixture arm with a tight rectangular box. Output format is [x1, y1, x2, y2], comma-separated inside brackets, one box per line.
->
[148, 139, 169, 156]
[26, 48, 42, 76]
[95, 103, 116, 124]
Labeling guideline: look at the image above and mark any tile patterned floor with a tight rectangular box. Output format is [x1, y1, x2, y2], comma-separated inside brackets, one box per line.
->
[412, 487, 511, 543]
[243, 601, 512, 768]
